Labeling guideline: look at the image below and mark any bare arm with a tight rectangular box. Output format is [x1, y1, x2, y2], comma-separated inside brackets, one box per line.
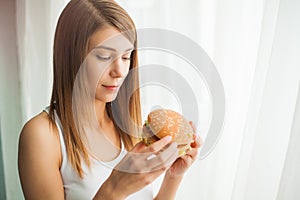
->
[155, 122, 202, 200]
[18, 112, 64, 200]
[154, 171, 183, 200]
[93, 137, 178, 200]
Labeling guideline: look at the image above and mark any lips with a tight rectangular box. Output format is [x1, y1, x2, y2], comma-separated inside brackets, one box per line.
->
[102, 85, 120, 90]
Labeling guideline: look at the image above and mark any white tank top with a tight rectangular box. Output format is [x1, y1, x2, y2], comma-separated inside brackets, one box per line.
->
[44, 107, 153, 200]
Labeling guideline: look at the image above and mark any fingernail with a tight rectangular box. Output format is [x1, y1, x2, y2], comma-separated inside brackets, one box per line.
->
[164, 136, 172, 141]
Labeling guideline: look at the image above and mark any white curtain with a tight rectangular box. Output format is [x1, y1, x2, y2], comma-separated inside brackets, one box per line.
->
[16, 0, 70, 123]
[0, 0, 299, 199]
[118, 0, 300, 199]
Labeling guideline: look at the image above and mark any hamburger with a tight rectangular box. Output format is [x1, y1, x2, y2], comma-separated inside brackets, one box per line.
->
[142, 109, 194, 156]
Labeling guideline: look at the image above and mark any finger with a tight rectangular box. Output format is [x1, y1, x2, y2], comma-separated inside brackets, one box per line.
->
[190, 134, 202, 148]
[131, 141, 147, 153]
[185, 148, 198, 160]
[147, 142, 177, 163]
[189, 121, 197, 134]
[150, 143, 178, 171]
[147, 142, 178, 168]
[181, 154, 194, 166]
[142, 135, 172, 154]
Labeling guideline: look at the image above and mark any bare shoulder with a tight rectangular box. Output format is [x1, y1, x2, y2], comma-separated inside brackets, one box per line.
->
[19, 111, 61, 165]
[21, 111, 57, 138]
[20, 112, 59, 152]
[18, 111, 64, 199]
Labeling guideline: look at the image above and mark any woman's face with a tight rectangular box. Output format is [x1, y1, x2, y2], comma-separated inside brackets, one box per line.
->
[85, 26, 134, 103]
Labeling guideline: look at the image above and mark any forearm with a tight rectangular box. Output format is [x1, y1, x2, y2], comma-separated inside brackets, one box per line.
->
[93, 180, 126, 200]
[154, 172, 183, 200]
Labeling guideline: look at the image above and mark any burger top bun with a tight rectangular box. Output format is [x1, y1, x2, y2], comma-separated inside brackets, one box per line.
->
[147, 109, 194, 144]
[142, 109, 194, 156]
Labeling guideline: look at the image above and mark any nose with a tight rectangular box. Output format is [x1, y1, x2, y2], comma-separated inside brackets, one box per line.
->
[109, 57, 128, 78]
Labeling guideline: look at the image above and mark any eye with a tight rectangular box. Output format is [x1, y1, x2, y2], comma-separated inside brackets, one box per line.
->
[96, 55, 111, 61]
[122, 52, 132, 61]
[122, 57, 132, 61]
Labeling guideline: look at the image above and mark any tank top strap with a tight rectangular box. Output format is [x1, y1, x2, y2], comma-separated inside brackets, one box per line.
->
[43, 106, 68, 160]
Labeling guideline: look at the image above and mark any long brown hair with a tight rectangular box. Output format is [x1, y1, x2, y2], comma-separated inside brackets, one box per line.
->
[49, 0, 141, 178]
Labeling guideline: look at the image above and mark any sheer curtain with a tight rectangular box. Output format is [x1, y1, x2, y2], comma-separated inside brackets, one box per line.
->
[0, 0, 298, 199]
[16, 0, 70, 123]
[0, 0, 69, 199]
[118, 0, 300, 199]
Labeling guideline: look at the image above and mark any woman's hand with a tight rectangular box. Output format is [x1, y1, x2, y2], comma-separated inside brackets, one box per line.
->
[167, 121, 202, 178]
[94, 136, 178, 200]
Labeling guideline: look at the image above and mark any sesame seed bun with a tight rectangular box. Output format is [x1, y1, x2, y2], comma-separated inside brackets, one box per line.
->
[142, 109, 194, 156]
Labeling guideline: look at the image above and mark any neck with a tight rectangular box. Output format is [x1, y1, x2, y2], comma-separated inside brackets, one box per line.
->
[94, 100, 111, 128]
[92, 100, 121, 160]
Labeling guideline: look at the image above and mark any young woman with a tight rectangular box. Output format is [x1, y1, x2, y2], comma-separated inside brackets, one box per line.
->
[18, 0, 201, 199]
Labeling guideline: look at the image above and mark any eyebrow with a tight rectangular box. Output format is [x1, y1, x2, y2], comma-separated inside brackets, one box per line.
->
[94, 45, 134, 52]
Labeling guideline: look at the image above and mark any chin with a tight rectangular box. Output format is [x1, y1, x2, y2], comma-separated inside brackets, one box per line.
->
[94, 87, 120, 103]
[95, 94, 118, 103]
